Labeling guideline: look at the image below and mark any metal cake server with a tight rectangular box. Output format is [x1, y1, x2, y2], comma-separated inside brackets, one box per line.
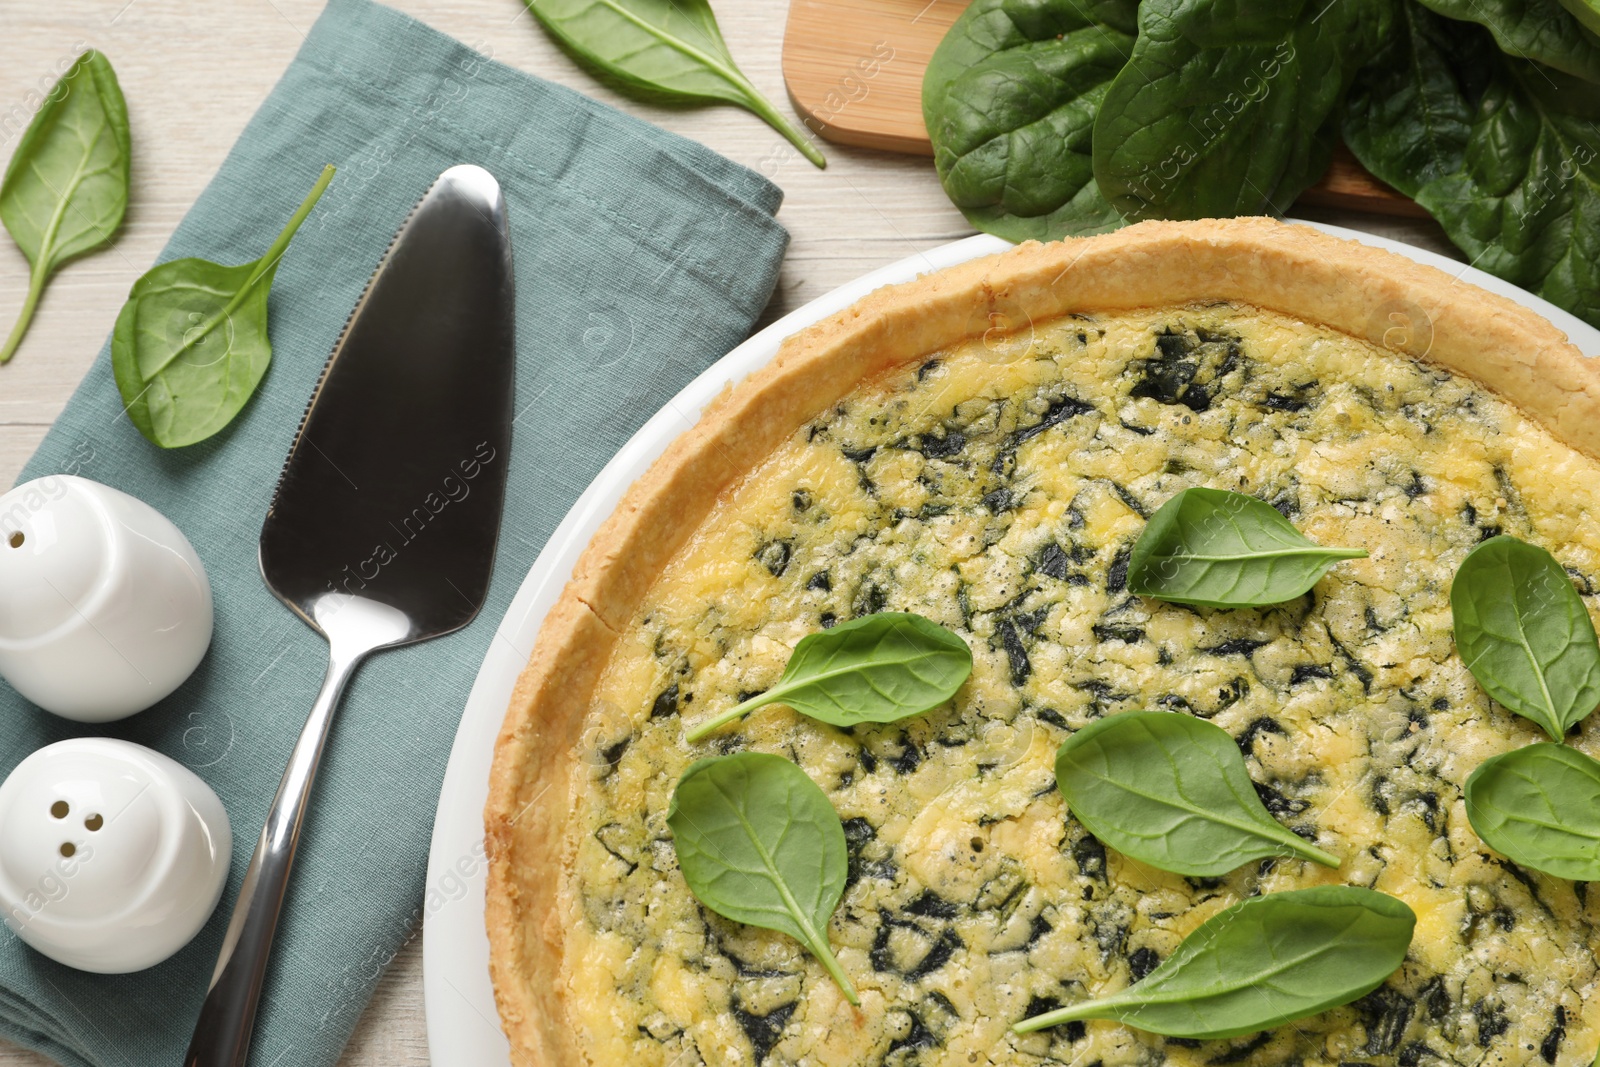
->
[183, 165, 515, 1067]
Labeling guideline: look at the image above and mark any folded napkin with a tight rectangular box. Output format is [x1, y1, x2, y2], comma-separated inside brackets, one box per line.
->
[0, 2, 787, 1063]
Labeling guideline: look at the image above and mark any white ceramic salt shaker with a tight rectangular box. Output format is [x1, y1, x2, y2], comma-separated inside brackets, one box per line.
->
[0, 475, 213, 722]
[0, 737, 231, 972]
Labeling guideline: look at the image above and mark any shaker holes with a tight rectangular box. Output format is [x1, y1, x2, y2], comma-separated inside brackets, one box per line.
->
[50, 800, 68, 819]
[59, 843, 75, 858]
[7, 531, 21, 548]
[85, 814, 103, 831]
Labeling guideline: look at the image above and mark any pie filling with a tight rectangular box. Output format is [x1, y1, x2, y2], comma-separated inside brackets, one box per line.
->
[554, 302, 1600, 1067]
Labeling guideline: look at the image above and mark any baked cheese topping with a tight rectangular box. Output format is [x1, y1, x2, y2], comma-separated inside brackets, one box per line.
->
[554, 303, 1600, 1067]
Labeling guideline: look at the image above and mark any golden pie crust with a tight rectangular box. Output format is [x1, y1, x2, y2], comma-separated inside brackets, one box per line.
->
[482, 217, 1598, 1067]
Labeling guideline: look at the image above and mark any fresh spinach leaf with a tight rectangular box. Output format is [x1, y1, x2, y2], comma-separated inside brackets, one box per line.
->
[1465, 742, 1600, 880]
[1126, 487, 1366, 608]
[1344, 12, 1600, 328]
[1055, 711, 1339, 876]
[1414, 0, 1600, 84]
[0, 50, 129, 364]
[921, 0, 1138, 241]
[523, 0, 824, 167]
[667, 753, 858, 1002]
[685, 612, 972, 741]
[111, 165, 334, 449]
[1451, 536, 1600, 740]
[1093, 0, 1389, 220]
[1014, 885, 1416, 1038]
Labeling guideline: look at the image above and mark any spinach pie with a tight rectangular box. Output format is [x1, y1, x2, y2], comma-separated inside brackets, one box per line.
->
[486, 218, 1600, 1067]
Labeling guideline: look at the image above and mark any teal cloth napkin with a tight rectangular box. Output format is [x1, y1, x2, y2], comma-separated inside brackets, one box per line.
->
[0, 1, 788, 1063]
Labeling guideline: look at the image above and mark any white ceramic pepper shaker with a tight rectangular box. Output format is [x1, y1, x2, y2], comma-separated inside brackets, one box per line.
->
[0, 475, 213, 722]
[0, 737, 231, 972]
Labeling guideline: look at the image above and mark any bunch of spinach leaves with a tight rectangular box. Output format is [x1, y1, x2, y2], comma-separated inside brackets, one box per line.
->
[1344, 5, 1600, 326]
[924, 0, 1600, 329]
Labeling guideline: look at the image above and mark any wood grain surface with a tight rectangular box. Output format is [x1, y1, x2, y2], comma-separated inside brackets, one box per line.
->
[781, 0, 1428, 216]
[0, 2, 1458, 1064]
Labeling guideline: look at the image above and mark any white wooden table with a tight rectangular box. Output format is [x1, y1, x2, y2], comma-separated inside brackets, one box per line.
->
[0, 3, 1457, 1063]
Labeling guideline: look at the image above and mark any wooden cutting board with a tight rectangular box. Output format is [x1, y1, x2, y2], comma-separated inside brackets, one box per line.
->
[780, 0, 1425, 217]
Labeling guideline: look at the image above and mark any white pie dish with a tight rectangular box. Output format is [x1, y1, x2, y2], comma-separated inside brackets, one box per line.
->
[421, 223, 1600, 1067]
